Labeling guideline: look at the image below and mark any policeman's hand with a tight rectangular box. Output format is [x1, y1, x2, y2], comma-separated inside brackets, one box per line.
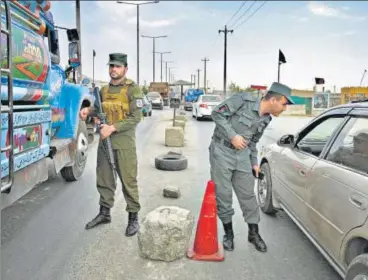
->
[100, 124, 116, 140]
[252, 165, 260, 177]
[93, 117, 101, 125]
[79, 107, 89, 121]
[231, 135, 248, 150]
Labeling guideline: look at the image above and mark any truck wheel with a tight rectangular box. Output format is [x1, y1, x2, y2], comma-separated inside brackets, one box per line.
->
[257, 162, 277, 215]
[345, 254, 368, 280]
[60, 121, 89, 181]
[155, 154, 188, 171]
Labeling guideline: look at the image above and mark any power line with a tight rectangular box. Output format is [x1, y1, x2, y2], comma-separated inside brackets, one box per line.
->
[233, 1, 267, 30]
[226, 1, 247, 26]
[229, 0, 257, 29]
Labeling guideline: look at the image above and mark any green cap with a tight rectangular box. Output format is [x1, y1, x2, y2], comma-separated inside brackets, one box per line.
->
[268, 82, 294, 105]
[107, 53, 127, 66]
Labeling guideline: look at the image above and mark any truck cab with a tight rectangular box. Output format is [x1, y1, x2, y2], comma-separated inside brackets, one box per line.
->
[0, 1, 94, 210]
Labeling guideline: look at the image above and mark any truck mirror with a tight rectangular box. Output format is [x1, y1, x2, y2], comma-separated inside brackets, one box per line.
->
[67, 28, 79, 42]
[68, 41, 80, 68]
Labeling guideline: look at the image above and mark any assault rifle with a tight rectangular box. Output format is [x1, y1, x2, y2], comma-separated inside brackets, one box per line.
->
[91, 87, 117, 181]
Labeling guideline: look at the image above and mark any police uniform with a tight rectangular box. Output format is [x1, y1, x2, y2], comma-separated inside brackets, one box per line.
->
[209, 82, 293, 252]
[85, 53, 143, 237]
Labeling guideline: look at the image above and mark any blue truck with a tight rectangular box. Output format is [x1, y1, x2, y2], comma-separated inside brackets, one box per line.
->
[0, 1, 94, 209]
[183, 88, 205, 111]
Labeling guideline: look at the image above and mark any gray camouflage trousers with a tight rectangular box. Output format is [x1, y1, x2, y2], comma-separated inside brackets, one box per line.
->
[209, 139, 260, 225]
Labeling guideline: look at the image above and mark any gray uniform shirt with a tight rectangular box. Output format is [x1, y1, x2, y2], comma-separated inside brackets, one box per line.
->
[211, 92, 272, 166]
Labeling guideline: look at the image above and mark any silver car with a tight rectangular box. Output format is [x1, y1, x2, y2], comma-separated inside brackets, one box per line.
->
[147, 91, 164, 110]
[257, 100, 368, 280]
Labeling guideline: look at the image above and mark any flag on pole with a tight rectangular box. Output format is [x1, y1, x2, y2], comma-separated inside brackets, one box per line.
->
[278, 49, 286, 64]
[315, 77, 325, 85]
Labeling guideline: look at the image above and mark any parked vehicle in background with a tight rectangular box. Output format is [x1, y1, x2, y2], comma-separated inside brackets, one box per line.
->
[192, 94, 222, 120]
[1, 1, 93, 210]
[184, 88, 205, 111]
[146, 91, 164, 110]
[142, 94, 152, 117]
[257, 100, 368, 280]
[149, 82, 169, 106]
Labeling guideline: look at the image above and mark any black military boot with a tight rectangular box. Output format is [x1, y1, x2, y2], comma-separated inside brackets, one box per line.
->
[85, 206, 111, 230]
[125, 212, 139, 237]
[248, 224, 267, 252]
[222, 222, 234, 251]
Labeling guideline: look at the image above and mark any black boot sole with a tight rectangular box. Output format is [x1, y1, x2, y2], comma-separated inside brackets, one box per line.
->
[85, 218, 111, 230]
[125, 230, 138, 237]
[248, 236, 267, 252]
[223, 245, 234, 251]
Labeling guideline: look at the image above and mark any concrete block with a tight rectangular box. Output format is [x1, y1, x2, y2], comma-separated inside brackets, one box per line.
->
[163, 185, 181, 198]
[138, 206, 194, 262]
[175, 115, 187, 122]
[174, 120, 185, 130]
[165, 127, 184, 147]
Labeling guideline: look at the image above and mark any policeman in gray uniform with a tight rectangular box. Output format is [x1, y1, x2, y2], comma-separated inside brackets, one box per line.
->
[209, 82, 294, 252]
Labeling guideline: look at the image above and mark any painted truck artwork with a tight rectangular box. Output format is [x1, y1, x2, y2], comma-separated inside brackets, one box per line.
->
[1, 21, 49, 84]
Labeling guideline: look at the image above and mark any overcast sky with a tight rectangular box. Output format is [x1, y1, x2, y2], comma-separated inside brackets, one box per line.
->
[52, 1, 368, 91]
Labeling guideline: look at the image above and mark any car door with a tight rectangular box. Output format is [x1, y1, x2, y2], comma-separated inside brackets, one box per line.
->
[304, 110, 368, 259]
[275, 115, 346, 224]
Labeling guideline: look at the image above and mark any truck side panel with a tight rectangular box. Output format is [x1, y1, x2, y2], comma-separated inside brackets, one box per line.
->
[1, 110, 51, 178]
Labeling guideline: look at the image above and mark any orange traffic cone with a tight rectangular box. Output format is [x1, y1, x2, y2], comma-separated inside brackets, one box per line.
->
[187, 180, 224, 261]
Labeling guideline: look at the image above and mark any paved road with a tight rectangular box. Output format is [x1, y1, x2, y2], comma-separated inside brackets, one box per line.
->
[1, 109, 341, 280]
[1, 108, 166, 280]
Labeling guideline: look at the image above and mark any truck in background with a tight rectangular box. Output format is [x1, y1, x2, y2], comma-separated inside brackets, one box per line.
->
[0, 0, 94, 210]
[183, 88, 205, 110]
[149, 82, 169, 106]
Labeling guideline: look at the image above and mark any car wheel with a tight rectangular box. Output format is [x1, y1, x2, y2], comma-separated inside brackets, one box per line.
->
[257, 162, 277, 215]
[149, 111, 152, 116]
[345, 254, 368, 280]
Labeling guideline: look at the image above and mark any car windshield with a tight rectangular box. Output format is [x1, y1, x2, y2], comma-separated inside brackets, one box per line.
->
[202, 95, 222, 102]
[147, 92, 161, 98]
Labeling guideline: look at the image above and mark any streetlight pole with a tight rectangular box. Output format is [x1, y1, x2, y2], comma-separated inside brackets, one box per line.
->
[164, 61, 174, 82]
[116, 1, 159, 86]
[141, 35, 168, 82]
[155, 51, 171, 82]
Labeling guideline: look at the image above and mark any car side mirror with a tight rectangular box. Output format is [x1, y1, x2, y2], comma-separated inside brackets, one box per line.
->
[277, 134, 295, 147]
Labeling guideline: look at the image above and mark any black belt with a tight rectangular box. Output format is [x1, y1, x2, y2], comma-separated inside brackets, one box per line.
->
[213, 135, 236, 150]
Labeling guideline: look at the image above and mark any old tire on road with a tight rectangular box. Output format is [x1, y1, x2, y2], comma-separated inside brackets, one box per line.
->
[155, 154, 188, 171]
[257, 162, 277, 215]
[345, 254, 368, 280]
[60, 120, 89, 181]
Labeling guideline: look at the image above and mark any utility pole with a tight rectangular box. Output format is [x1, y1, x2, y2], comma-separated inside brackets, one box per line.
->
[193, 74, 196, 88]
[141, 35, 168, 82]
[117, 1, 159, 85]
[164, 61, 174, 82]
[155, 51, 171, 82]
[219, 25, 233, 96]
[201, 57, 209, 91]
[196, 69, 201, 88]
[75, 0, 82, 83]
